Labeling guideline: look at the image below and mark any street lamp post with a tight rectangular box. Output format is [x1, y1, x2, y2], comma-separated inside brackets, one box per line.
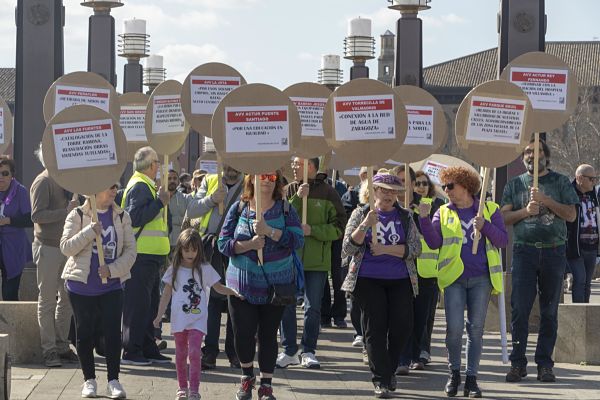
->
[318, 54, 343, 91]
[344, 17, 375, 80]
[118, 18, 149, 93]
[387, 0, 431, 88]
[81, 0, 123, 87]
[143, 54, 166, 94]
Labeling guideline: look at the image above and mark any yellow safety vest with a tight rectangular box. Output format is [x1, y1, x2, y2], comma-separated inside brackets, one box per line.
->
[196, 174, 220, 235]
[415, 198, 439, 278]
[121, 171, 170, 255]
[437, 201, 503, 294]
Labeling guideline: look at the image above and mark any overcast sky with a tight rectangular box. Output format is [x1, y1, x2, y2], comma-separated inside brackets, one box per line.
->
[0, 0, 598, 91]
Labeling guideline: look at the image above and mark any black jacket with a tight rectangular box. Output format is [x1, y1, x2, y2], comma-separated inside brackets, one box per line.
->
[566, 180, 599, 259]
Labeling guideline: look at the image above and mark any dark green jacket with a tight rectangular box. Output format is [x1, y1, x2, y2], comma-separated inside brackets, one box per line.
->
[286, 173, 347, 272]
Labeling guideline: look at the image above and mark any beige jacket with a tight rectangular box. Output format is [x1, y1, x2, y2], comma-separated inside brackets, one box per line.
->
[61, 201, 137, 284]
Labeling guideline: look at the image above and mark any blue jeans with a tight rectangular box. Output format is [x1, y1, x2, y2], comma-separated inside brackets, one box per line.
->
[280, 271, 327, 355]
[444, 274, 492, 376]
[510, 244, 566, 368]
[568, 249, 597, 303]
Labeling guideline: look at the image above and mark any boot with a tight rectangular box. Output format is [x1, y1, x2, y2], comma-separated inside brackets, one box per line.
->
[444, 370, 461, 397]
[464, 375, 482, 398]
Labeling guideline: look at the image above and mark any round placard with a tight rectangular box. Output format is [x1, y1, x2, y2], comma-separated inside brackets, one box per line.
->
[388, 85, 448, 163]
[0, 96, 13, 154]
[145, 80, 190, 156]
[322, 78, 408, 166]
[455, 80, 534, 168]
[43, 71, 120, 123]
[42, 105, 127, 196]
[410, 154, 479, 185]
[341, 167, 362, 187]
[181, 63, 246, 137]
[119, 92, 150, 161]
[500, 51, 579, 133]
[211, 83, 301, 175]
[283, 82, 332, 158]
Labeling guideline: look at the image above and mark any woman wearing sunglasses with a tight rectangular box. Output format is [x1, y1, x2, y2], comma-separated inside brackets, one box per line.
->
[218, 171, 304, 400]
[60, 183, 137, 398]
[418, 166, 507, 398]
[0, 156, 33, 300]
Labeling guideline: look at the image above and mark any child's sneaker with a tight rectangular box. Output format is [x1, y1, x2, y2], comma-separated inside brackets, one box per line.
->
[107, 379, 126, 399]
[235, 375, 255, 400]
[257, 384, 276, 400]
[175, 388, 188, 399]
[188, 392, 200, 400]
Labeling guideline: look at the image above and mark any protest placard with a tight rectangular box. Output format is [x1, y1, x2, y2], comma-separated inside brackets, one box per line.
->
[0, 96, 12, 154]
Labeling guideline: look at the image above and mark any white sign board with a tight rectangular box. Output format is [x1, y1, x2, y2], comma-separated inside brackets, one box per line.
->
[422, 160, 448, 185]
[52, 119, 118, 170]
[55, 85, 110, 115]
[152, 95, 185, 135]
[510, 67, 568, 111]
[225, 106, 290, 153]
[199, 160, 218, 174]
[0, 108, 4, 145]
[466, 96, 526, 144]
[404, 105, 434, 145]
[191, 75, 241, 115]
[333, 95, 395, 141]
[120, 105, 147, 142]
[290, 97, 327, 137]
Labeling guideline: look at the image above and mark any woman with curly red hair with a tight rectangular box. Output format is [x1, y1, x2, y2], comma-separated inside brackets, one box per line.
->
[417, 166, 508, 398]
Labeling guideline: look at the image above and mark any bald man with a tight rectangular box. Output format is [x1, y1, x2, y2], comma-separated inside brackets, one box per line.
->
[566, 164, 600, 304]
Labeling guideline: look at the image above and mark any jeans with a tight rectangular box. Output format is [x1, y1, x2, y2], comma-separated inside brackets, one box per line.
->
[444, 274, 492, 376]
[568, 249, 597, 303]
[510, 244, 566, 368]
[202, 296, 235, 360]
[174, 329, 204, 393]
[280, 270, 328, 355]
[321, 240, 347, 322]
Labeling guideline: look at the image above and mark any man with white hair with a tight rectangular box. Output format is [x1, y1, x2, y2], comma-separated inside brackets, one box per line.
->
[566, 164, 600, 303]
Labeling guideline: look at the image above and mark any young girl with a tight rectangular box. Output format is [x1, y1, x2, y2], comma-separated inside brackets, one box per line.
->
[154, 228, 242, 400]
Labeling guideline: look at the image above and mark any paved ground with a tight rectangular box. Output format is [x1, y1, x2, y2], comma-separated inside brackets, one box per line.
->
[11, 283, 600, 400]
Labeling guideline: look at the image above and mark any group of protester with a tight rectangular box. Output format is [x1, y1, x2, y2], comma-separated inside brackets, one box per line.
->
[0, 136, 597, 399]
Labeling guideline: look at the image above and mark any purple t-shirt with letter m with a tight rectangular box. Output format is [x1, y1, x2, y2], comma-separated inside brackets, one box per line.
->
[359, 209, 409, 280]
[67, 207, 123, 296]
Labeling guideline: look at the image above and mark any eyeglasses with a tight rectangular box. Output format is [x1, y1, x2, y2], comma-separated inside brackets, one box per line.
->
[582, 175, 598, 182]
[0, 171, 10, 177]
[109, 184, 119, 190]
[441, 182, 455, 191]
[523, 148, 544, 156]
[415, 181, 429, 187]
[259, 174, 278, 182]
[376, 187, 399, 195]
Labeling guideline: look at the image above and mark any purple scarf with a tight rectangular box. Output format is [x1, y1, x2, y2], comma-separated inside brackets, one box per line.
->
[0, 179, 18, 217]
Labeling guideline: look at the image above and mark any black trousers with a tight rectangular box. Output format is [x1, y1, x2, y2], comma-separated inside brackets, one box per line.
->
[228, 296, 285, 374]
[321, 239, 348, 322]
[202, 296, 235, 359]
[400, 277, 437, 364]
[0, 248, 21, 301]
[69, 289, 123, 381]
[421, 283, 439, 355]
[353, 277, 413, 387]
[122, 254, 163, 357]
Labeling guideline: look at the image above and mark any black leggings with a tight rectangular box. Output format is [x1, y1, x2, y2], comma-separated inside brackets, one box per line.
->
[68, 289, 123, 381]
[228, 296, 285, 374]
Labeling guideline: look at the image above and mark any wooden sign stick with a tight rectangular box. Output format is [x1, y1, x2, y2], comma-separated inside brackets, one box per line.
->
[162, 154, 169, 224]
[90, 195, 108, 284]
[331, 169, 337, 188]
[404, 163, 410, 208]
[533, 132, 540, 189]
[217, 155, 224, 215]
[302, 159, 309, 225]
[368, 166, 376, 246]
[472, 167, 491, 255]
[255, 175, 264, 265]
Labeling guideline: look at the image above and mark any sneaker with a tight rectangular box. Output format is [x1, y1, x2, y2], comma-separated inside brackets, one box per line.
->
[374, 384, 391, 399]
[175, 388, 187, 399]
[333, 318, 348, 329]
[157, 340, 168, 351]
[410, 361, 424, 370]
[107, 379, 126, 399]
[121, 353, 152, 366]
[44, 350, 62, 367]
[276, 352, 299, 368]
[188, 392, 201, 400]
[419, 350, 431, 364]
[146, 352, 171, 364]
[59, 348, 79, 363]
[505, 365, 527, 382]
[537, 366, 556, 382]
[395, 365, 409, 376]
[236, 375, 256, 400]
[201, 352, 217, 370]
[352, 335, 364, 347]
[81, 379, 97, 398]
[362, 348, 369, 365]
[257, 384, 276, 400]
[300, 352, 320, 369]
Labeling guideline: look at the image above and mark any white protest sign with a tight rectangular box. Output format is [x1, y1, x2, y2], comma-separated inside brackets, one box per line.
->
[333, 95, 395, 141]
[466, 96, 527, 145]
[199, 160, 218, 174]
[290, 97, 327, 137]
[55, 85, 110, 115]
[422, 160, 448, 185]
[404, 105, 434, 145]
[120, 105, 147, 142]
[510, 67, 568, 111]
[152, 95, 185, 135]
[225, 106, 290, 153]
[190, 75, 241, 115]
[52, 119, 118, 170]
[0, 108, 4, 145]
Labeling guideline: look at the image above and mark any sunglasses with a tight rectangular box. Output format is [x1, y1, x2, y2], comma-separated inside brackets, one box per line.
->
[415, 181, 429, 187]
[441, 182, 455, 191]
[259, 174, 278, 182]
[0, 171, 10, 177]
